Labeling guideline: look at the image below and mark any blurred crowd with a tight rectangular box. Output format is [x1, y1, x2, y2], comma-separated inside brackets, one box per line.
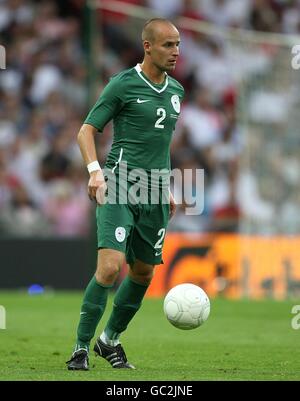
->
[0, 0, 299, 237]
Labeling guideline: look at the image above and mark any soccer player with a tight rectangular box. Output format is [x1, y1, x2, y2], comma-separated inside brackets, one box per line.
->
[66, 18, 184, 370]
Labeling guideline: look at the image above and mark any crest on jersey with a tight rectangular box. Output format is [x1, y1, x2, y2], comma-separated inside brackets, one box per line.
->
[171, 95, 180, 113]
[115, 227, 126, 242]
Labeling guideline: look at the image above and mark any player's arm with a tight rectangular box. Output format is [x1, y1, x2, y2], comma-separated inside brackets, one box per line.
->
[169, 189, 176, 219]
[77, 123, 107, 204]
[79, 76, 124, 203]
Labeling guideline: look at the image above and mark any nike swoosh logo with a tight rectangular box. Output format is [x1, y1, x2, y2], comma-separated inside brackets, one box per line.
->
[155, 251, 162, 256]
[137, 98, 151, 103]
[80, 312, 87, 315]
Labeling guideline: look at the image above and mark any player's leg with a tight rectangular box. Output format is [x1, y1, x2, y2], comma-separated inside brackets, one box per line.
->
[95, 203, 169, 369]
[76, 248, 125, 349]
[94, 259, 154, 369]
[101, 259, 154, 343]
[67, 202, 133, 370]
[66, 248, 125, 370]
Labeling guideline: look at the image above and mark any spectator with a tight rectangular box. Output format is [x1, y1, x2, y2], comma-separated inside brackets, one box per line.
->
[42, 179, 90, 237]
[40, 133, 72, 182]
[0, 0, 298, 236]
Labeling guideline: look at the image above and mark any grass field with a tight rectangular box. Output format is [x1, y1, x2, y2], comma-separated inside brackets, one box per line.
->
[0, 291, 299, 381]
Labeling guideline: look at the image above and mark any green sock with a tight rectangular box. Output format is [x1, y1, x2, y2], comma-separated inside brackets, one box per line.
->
[104, 275, 149, 341]
[76, 276, 112, 350]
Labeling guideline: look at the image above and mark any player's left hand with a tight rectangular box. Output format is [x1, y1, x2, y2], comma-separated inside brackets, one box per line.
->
[169, 191, 176, 220]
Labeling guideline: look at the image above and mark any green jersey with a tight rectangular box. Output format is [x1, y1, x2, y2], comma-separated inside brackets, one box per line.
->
[85, 64, 184, 174]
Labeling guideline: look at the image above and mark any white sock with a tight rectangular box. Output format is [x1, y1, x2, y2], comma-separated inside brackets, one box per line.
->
[74, 344, 89, 353]
[100, 331, 120, 347]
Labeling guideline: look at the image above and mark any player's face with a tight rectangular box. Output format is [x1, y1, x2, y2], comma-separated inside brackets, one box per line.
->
[148, 26, 180, 72]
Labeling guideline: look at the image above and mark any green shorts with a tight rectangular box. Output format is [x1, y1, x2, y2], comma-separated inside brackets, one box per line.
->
[96, 202, 170, 265]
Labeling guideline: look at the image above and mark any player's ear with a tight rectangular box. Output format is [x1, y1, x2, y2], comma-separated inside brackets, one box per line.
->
[143, 40, 151, 55]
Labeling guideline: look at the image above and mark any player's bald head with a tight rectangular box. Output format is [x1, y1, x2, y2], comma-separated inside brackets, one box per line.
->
[142, 18, 179, 44]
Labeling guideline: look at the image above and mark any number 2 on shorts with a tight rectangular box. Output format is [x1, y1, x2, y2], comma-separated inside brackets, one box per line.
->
[154, 228, 166, 256]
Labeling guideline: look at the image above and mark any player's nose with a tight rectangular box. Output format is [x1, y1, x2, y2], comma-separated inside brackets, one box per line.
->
[172, 47, 179, 57]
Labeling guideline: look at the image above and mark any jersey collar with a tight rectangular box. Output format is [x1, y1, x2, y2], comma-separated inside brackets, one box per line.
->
[134, 64, 169, 94]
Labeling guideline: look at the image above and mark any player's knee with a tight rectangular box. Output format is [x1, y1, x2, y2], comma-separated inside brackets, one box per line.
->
[131, 269, 154, 286]
[96, 261, 120, 284]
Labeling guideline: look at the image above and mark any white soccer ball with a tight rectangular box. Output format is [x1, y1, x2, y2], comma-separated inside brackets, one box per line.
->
[163, 283, 210, 330]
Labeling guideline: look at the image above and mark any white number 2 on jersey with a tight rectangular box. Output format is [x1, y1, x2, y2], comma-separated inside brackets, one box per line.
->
[155, 108, 166, 129]
[154, 228, 166, 256]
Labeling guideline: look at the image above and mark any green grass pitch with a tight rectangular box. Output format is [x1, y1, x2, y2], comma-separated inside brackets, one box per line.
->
[0, 291, 299, 381]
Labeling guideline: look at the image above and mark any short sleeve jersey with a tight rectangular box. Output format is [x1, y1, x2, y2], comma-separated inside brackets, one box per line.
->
[85, 64, 184, 173]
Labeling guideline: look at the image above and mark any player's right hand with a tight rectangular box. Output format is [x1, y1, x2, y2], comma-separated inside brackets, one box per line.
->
[88, 169, 107, 205]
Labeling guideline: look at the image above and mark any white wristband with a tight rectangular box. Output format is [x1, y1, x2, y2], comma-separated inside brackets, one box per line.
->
[87, 161, 101, 174]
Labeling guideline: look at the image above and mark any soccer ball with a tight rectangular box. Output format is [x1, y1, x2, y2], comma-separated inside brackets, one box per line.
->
[163, 283, 210, 330]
